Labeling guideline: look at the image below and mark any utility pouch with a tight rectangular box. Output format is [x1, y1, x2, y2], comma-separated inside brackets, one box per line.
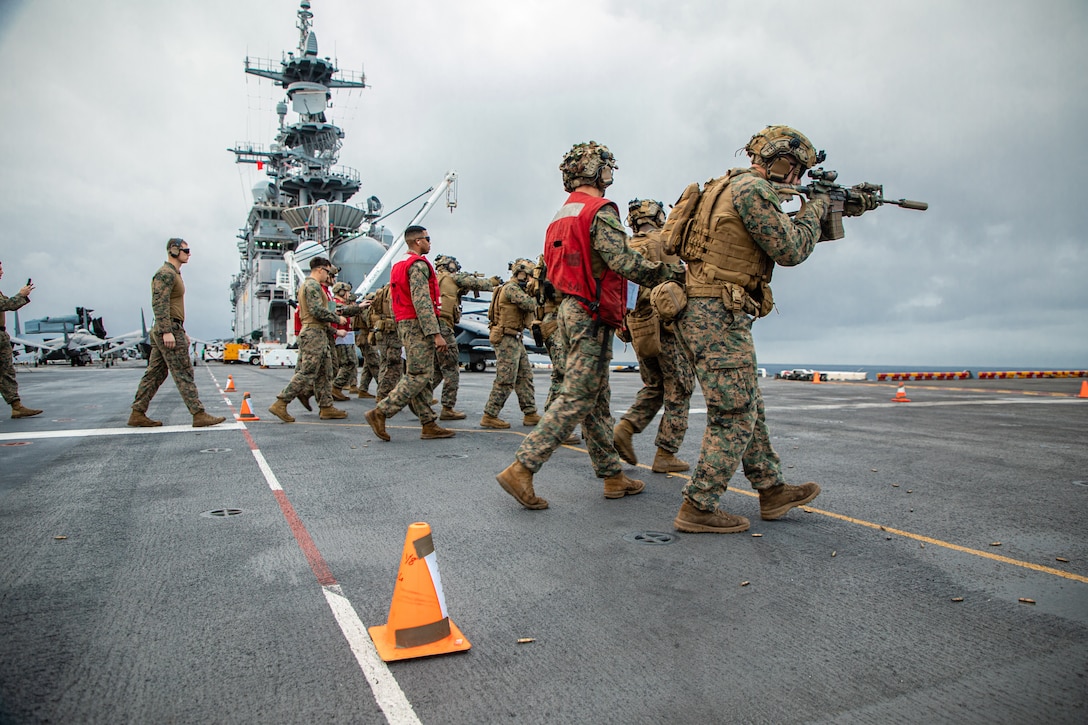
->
[488, 327, 503, 345]
[650, 281, 688, 323]
[626, 309, 661, 359]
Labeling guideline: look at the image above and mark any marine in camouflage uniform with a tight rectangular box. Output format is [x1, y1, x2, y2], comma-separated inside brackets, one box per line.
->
[0, 260, 42, 418]
[671, 125, 877, 534]
[429, 255, 500, 419]
[368, 284, 405, 402]
[496, 142, 684, 509]
[267, 257, 347, 422]
[330, 282, 361, 393]
[481, 259, 539, 428]
[355, 293, 381, 397]
[128, 239, 224, 427]
[613, 200, 695, 474]
[364, 227, 455, 441]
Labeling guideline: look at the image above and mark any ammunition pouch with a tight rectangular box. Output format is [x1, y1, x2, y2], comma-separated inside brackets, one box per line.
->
[540, 319, 558, 341]
[626, 308, 661, 359]
[488, 327, 503, 345]
[649, 281, 688, 323]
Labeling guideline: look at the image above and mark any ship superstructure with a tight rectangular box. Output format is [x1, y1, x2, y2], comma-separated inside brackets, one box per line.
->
[228, 0, 390, 343]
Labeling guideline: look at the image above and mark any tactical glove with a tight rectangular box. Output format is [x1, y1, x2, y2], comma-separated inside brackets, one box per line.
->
[844, 187, 880, 217]
[805, 192, 832, 220]
[488, 275, 503, 287]
[666, 262, 686, 284]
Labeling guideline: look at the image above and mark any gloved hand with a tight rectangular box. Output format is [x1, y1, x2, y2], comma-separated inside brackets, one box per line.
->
[844, 186, 880, 217]
[525, 277, 540, 297]
[666, 262, 686, 284]
[488, 275, 503, 287]
[805, 190, 832, 220]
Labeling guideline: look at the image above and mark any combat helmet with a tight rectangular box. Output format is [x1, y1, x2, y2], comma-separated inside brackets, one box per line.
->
[744, 125, 826, 182]
[433, 254, 460, 273]
[626, 199, 666, 230]
[331, 281, 353, 297]
[560, 141, 618, 192]
[508, 258, 536, 278]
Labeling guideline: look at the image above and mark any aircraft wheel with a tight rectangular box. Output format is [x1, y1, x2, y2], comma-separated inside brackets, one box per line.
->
[470, 359, 486, 373]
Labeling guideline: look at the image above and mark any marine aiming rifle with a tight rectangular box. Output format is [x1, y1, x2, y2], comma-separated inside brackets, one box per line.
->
[784, 168, 928, 241]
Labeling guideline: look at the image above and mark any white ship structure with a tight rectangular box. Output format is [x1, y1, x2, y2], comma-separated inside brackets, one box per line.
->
[228, 0, 455, 343]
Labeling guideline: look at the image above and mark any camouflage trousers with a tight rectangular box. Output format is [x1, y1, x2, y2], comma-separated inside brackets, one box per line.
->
[484, 334, 537, 417]
[622, 327, 694, 454]
[430, 320, 461, 409]
[131, 323, 205, 415]
[677, 297, 782, 511]
[375, 334, 405, 401]
[0, 332, 23, 405]
[357, 338, 381, 391]
[332, 340, 358, 388]
[278, 327, 334, 409]
[515, 298, 620, 478]
[376, 319, 437, 425]
[542, 315, 565, 411]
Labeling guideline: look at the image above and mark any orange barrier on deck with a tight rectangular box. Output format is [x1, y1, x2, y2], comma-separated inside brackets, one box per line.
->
[975, 370, 1088, 380]
[876, 371, 972, 381]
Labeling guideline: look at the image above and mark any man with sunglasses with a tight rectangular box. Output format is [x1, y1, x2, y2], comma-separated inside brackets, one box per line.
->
[268, 257, 348, 423]
[129, 238, 225, 427]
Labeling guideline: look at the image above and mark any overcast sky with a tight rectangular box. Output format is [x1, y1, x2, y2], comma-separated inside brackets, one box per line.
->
[1, 0, 1085, 369]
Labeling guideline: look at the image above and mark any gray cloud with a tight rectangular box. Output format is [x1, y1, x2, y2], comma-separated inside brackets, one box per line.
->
[1, 0, 1084, 368]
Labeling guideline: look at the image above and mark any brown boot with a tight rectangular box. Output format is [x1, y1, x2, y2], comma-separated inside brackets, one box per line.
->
[193, 411, 226, 428]
[298, 393, 313, 412]
[673, 500, 750, 533]
[10, 402, 43, 419]
[358, 389, 376, 399]
[613, 419, 637, 465]
[652, 448, 690, 473]
[421, 421, 456, 439]
[496, 461, 548, 509]
[365, 407, 390, 441]
[319, 406, 347, 420]
[522, 412, 541, 427]
[268, 399, 295, 423]
[759, 482, 821, 520]
[440, 407, 467, 421]
[127, 410, 162, 427]
[347, 385, 360, 394]
[331, 388, 350, 402]
[603, 472, 645, 499]
[480, 413, 510, 429]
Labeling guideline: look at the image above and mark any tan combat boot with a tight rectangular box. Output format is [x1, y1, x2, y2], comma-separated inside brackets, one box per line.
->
[331, 388, 350, 402]
[193, 411, 226, 428]
[365, 407, 390, 440]
[652, 448, 690, 473]
[673, 500, 750, 533]
[480, 413, 510, 429]
[268, 399, 295, 423]
[420, 421, 456, 439]
[603, 472, 645, 499]
[758, 482, 821, 520]
[358, 389, 376, 399]
[613, 419, 637, 465]
[440, 407, 466, 420]
[522, 412, 541, 426]
[127, 410, 162, 427]
[10, 402, 43, 419]
[297, 393, 313, 411]
[495, 461, 548, 509]
[347, 385, 360, 394]
[319, 406, 347, 420]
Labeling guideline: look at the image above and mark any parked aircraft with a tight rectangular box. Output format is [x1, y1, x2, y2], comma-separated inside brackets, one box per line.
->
[10, 307, 149, 366]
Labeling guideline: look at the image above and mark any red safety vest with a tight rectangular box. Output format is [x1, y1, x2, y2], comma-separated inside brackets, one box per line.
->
[390, 254, 441, 321]
[543, 191, 627, 328]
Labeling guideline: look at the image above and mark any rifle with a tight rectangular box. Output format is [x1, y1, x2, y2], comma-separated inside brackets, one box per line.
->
[784, 168, 928, 241]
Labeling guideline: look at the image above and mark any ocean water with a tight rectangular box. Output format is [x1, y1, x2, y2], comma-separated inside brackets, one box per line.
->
[760, 362, 1082, 378]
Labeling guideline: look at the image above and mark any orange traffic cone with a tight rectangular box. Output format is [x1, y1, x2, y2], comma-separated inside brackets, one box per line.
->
[1079, 380, 1088, 399]
[236, 392, 260, 421]
[891, 385, 911, 403]
[368, 522, 471, 662]
[224, 375, 236, 392]
[812, 371, 822, 384]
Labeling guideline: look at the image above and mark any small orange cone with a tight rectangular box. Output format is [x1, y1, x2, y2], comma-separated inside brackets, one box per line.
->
[225, 375, 236, 392]
[1079, 380, 1088, 399]
[812, 371, 821, 384]
[236, 392, 260, 421]
[369, 522, 471, 662]
[891, 385, 911, 403]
